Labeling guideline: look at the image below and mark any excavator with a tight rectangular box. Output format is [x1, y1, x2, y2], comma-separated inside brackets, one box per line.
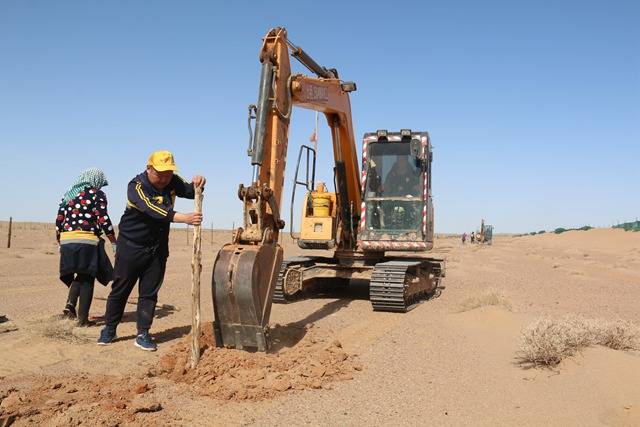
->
[476, 219, 493, 245]
[212, 27, 445, 351]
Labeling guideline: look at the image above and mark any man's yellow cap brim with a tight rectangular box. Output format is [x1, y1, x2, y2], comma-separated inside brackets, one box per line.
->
[151, 164, 178, 172]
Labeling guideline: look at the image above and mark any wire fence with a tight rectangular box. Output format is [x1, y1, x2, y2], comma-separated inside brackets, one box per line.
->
[0, 219, 234, 248]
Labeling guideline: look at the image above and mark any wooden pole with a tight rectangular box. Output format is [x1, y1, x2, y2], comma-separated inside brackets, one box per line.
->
[186, 224, 190, 245]
[190, 186, 203, 369]
[7, 217, 12, 248]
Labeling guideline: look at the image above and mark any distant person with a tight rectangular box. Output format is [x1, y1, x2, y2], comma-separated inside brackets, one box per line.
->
[462, 232, 467, 244]
[97, 151, 206, 351]
[383, 155, 421, 197]
[471, 231, 475, 243]
[56, 168, 116, 326]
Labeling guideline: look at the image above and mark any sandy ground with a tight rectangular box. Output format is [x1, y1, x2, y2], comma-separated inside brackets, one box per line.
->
[1, 222, 639, 426]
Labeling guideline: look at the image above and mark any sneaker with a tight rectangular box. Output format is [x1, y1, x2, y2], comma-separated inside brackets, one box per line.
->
[97, 327, 117, 345]
[62, 304, 77, 319]
[134, 333, 157, 352]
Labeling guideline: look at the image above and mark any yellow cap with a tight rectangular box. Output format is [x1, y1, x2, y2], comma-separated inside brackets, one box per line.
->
[147, 150, 178, 172]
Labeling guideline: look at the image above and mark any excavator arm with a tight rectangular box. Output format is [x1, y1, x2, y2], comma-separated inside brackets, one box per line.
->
[212, 27, 361, 351]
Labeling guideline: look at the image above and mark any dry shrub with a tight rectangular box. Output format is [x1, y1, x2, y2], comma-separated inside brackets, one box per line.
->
[518, 315, 640, 367]
[458, 291, 512, 312]
[29, 317, 91, 343]
[598, 320, 640, 350]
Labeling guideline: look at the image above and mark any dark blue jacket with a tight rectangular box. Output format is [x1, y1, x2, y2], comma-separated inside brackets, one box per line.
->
[118, 171, 195, 252]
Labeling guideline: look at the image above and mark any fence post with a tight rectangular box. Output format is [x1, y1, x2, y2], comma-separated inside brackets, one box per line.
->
[7, 217, 12, 248]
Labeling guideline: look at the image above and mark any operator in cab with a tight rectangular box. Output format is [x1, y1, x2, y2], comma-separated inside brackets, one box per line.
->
[383, 155, 421, 197]
[97, 150, 206, 351]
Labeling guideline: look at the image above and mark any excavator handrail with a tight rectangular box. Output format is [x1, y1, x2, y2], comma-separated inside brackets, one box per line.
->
[289, 144, 317, 241]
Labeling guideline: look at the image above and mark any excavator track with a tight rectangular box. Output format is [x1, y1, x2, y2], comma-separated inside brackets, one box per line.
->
[370, 259, 444, 312]
[273, 260, 295, 303]
[273, 257, 315, 303]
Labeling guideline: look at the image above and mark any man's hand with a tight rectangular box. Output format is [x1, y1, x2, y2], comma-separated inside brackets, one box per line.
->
[192, 175, 206, 188]
[174, 212, 203, 225]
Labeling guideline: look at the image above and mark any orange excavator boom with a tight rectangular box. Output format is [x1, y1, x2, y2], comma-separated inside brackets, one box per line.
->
[212, 27, 361, 351]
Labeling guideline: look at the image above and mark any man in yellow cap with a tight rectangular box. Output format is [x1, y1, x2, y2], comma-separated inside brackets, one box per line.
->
[98, 150, 206, 351]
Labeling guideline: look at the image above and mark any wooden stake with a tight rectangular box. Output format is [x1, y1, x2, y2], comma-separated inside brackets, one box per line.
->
[190, 186, 203, 369]
[7, 217, 12, 249]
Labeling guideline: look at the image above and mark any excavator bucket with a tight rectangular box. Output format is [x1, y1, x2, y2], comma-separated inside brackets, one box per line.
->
[211, 243, 283, 351]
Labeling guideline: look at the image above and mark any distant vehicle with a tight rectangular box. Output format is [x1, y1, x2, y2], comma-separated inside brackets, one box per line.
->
[477, 219, 493, 245]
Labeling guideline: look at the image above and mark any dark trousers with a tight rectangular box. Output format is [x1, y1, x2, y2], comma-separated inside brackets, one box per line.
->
[103, 239, 167, 335]
[66, 273, 95, 323]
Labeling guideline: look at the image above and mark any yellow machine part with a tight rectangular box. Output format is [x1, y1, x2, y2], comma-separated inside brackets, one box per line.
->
[301, 216, 334, 240]
[300, 190, 337, 242]
[312, 193, 331, 217]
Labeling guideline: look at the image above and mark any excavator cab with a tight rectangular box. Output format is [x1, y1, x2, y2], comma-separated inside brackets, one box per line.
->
[359, 130, 435, 251]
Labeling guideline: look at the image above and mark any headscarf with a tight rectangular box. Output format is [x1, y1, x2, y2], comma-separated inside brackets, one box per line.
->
[60, 168, 109, 207]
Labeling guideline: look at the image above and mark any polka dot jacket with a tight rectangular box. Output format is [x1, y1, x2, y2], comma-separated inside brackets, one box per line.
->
[55, 187, 116, 239]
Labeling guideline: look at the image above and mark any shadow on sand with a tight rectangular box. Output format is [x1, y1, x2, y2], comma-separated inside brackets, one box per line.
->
[92, 297, 179, 324]
[268, 279, 371, 352]
[116, 324, 192, 344]
[108, 280, 369, 350]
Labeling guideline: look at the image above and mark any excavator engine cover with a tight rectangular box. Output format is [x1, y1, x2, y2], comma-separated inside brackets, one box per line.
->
[212, 243, 283, 351]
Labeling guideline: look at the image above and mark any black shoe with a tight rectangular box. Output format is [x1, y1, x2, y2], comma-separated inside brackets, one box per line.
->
[62, 304, 77, 319]
[78, 319, 96, 327]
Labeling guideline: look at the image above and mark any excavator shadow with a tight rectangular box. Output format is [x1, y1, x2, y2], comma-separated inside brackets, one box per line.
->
[300, 279, 371, 301]
[269, 298, 351, 353]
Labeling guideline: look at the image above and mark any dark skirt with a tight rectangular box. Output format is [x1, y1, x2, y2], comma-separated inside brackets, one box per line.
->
[59, 239, 114, 286]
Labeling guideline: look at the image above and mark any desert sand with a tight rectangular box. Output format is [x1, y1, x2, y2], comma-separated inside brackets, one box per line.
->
[1, 222, 639, 426]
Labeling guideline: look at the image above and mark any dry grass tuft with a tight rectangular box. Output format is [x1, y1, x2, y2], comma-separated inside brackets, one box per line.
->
[29, 317, 92, 343]
[458, 291, 512, 312]
[518, 315, 640, 367]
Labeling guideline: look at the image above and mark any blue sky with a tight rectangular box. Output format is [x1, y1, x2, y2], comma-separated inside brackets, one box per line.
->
[1, 0, 638, 233]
